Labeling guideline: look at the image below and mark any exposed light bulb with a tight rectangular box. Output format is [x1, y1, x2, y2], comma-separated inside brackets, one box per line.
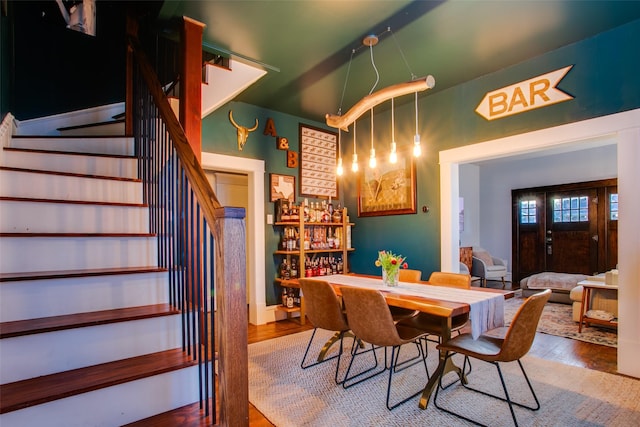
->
[336, 157, 343, 176]
[351, 153, 359, 172]
[369, 147, 377, 168]
[413, 134, 422, 157]
[389, 141, 397, 164]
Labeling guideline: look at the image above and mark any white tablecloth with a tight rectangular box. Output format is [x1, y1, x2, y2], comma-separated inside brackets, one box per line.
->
[317, 274, 505, 339]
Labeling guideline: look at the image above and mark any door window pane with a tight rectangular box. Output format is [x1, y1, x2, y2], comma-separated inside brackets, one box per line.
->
[610, 193, 619, 220]
[553, 196, 589, 223]
[520, 199, 536, 224]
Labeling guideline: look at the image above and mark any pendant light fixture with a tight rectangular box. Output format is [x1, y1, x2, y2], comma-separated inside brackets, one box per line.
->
[369, 108, 376, 168]
[351, 121, 358, 172]
[336, 129, 344, 176]
[327, 27, 435, 173]
[389, 97, 397, 164]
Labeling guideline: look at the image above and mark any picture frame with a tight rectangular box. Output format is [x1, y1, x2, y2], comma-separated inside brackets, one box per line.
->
[357, 152, 417, 217]
[299, 124, 338, 199]
[270, 173, 296, 202]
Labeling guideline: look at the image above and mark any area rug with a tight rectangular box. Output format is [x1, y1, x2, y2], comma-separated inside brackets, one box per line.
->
[249, 330, 640, 427]
[504, 291, 617, 347]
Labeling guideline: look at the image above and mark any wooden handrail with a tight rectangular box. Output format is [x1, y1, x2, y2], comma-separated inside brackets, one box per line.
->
[125, 15, 249, 426]
[126, 34, 222, 230]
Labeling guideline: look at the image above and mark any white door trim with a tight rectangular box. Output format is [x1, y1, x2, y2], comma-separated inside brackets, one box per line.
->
[201, 152, 268, 325]
[439, 108, 640, 378]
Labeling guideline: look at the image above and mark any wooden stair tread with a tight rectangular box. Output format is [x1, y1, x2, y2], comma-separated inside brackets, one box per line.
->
[0, 266, 166, 282]
[0, 232, 155, 238]
[3, 146, 135, 159]
[0, 348, 197, 414]
[0, 166, 141, 182]
[0, 196, 147, 207]
[123, 398, 215, 427]
[0, 304, 179, 339]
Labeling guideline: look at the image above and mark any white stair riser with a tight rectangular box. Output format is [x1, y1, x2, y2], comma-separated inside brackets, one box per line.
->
[0, 169, 142, 204]
[9, 137, 134, 156]
[2, 149, 138, 178]
[0, 200, 149, 234]
[0, 365, 208, 427]
[0, 315, 184, 384]
[0, 236, 158, 274]
[0, 272, 169, 322]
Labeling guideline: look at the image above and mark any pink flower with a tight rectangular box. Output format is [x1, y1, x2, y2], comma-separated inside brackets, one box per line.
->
[391, 259, 398, 265]
[402, 262, 408, 269]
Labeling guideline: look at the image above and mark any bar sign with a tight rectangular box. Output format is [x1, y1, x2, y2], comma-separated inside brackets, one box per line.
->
[476, 65, 574, 120]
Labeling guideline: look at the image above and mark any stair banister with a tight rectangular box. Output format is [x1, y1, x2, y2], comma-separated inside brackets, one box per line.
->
[125, 16, 248, 427]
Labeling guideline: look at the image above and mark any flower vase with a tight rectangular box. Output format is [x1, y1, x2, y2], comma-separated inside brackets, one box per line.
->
[382, 268, 399, 287]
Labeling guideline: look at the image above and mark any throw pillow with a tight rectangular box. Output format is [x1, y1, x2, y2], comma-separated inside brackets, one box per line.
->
[474, 251, 494, 266]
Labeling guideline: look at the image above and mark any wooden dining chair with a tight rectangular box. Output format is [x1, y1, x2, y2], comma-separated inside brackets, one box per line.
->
[433, 289, 551, 426]
[299, 279, 354, 384]
[340, 286, 430, 410]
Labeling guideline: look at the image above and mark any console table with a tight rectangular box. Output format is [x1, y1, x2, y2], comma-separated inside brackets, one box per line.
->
[577, 279, 618, 333]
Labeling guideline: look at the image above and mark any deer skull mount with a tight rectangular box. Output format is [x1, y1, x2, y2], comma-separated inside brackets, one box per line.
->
[229, 110, 259, 151]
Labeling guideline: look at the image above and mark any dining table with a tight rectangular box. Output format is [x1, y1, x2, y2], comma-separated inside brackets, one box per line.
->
[282, 273, 514, 410]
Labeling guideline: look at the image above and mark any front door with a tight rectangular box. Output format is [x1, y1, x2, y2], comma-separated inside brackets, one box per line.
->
[546, 189, 598, 275]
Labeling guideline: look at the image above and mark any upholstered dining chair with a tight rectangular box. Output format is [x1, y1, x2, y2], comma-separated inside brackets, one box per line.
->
[433, 289, 552, 426]
[399, 271, 472, 340]
[399, 269, 422, 282]
[340, 286, 430, 410]
[299, 279, 354, 384]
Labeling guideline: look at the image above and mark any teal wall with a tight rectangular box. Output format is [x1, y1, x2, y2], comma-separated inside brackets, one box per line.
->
[202, 20, 640, 306]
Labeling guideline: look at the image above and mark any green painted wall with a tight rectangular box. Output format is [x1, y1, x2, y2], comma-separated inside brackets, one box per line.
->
[204, 19, 640, 306]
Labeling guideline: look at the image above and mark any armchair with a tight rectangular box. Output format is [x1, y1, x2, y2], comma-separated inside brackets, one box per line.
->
[471, 247, 508, 288]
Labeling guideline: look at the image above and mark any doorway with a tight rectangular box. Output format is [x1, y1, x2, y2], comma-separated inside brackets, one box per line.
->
[512, 179, 618, 283]
[201, 152, 268, 325]
[205, 171, 251, 304]
[438, 108, 640, 379]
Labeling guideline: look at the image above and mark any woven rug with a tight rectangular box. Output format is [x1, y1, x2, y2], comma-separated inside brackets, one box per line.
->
[504, 291, 617, 347]
[249, 330, 640, 426]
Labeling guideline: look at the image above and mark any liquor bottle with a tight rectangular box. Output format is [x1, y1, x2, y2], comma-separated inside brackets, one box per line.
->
[328, 196, 334, 220]
[290, 258, 298, 279]
[282, 287, 288, 306]
[327, 227, 335, 249]
[279, 258, 288, 279]
[303, 199, 310, 223]
[332, 203, 342, 223]
[286, 289, 294, 308]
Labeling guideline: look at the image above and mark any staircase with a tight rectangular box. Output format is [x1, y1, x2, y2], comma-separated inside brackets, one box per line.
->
[0, 121, 208, 425]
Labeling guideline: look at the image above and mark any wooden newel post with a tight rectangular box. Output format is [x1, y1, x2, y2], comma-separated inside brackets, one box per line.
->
[214, 207, 248, 427]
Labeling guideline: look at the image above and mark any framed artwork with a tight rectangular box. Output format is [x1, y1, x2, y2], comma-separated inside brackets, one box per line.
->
[299, 124, 338, 198]
[357, 152, 417, 217]
[270, 173, 296, 202]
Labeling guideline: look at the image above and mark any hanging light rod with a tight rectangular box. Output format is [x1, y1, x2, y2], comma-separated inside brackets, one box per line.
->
[326, 75, 435, 131]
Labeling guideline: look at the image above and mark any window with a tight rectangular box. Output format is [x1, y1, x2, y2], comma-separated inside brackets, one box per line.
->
[553, 196, 588, 223]
[610, 193, 618, 220]
[520, 199, 537, 224]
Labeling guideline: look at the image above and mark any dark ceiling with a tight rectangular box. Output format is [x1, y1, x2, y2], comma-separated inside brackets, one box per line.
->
[158, 1, 640, 124]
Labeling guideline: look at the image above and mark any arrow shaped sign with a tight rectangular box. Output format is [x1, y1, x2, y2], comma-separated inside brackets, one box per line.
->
[476, 65, 574, 121]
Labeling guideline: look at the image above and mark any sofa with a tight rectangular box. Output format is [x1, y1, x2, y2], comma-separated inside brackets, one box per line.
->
[520, 272, 589, 304]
